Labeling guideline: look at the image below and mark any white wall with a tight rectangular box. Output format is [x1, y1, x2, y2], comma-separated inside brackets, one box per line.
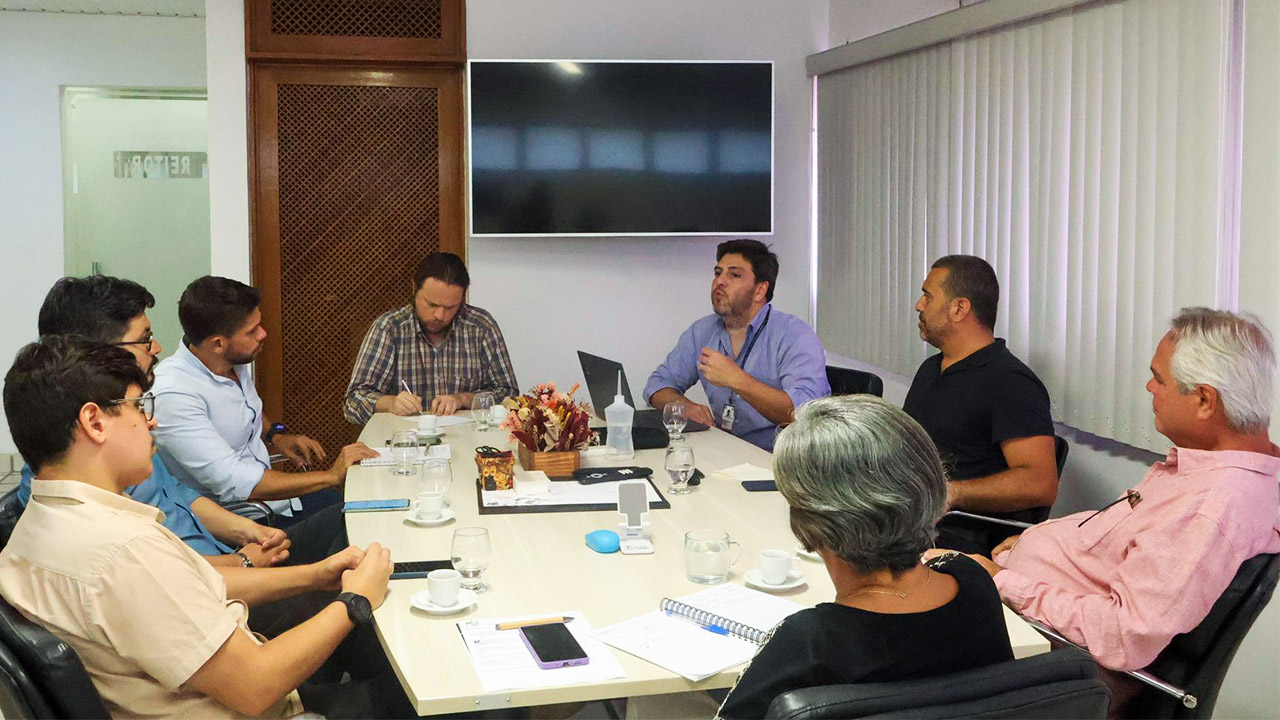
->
[0, 11, 206, 454]
[205, 1, 251, 282]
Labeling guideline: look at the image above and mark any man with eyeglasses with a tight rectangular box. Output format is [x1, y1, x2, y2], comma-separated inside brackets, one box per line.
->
[931, 309, 1280, 708]
[0, 336, 410, 718]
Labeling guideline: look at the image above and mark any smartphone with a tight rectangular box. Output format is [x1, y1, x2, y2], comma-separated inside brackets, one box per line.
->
[342, 498, 410, 513]
[390, 560, 452, 580]
[519, 622, 589, 669]
[741, 480, 777, 492]
[688, 468, 704, 487]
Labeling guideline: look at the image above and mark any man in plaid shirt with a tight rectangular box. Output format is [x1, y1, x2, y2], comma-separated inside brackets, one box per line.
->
[343, 252, 519, 425]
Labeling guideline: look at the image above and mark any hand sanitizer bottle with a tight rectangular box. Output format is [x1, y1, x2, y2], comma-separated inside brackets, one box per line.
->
[605, 371, 635, 461]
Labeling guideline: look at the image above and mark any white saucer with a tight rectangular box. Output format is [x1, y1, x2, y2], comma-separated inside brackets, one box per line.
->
[794, 543, 822, 562]
[410, 588, 477, 615]
[744, 568, 807, 592]
[404, 507, 456, 527]
[417, 430, 446, 440]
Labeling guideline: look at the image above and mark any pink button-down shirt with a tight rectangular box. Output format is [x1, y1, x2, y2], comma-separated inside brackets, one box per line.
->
[994, 446, 1280, 671]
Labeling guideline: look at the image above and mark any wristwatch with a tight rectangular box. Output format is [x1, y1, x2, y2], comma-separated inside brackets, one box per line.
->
[265, 422, 287, 444]
[335, 592, 373, 626]
[235, 551, 254, 568]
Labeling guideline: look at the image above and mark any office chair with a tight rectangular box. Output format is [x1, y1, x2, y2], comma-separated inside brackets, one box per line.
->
[764, 646, 1109, 719]
[942, 434, 1068, 531]
[0, 594, 109, 719]
[223, 453, 299, 524]
[825, 366, 884, 397]
[0, 488, 22, 551]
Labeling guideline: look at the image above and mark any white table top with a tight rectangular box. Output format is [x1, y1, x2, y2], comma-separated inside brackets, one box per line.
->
[345, 412, 1049, 716]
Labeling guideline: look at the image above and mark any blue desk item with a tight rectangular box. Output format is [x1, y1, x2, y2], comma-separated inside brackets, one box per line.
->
[585, 529, 620, 554]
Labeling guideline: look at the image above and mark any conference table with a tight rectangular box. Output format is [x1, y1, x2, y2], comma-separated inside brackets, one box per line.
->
[344, 412, 1050, 716]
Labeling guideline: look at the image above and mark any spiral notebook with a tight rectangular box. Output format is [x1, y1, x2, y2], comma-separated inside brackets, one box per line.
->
[598, 584, 806, 682]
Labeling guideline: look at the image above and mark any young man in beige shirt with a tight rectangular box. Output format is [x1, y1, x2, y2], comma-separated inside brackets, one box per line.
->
[0, 337, 401, 718]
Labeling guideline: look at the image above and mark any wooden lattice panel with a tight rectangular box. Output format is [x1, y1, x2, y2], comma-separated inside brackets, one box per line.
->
[269, 0, 443, 38]
[276, 83, 441, 453]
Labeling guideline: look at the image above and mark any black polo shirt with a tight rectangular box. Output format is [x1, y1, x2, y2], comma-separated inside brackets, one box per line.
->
[903, 339, 1054, 484]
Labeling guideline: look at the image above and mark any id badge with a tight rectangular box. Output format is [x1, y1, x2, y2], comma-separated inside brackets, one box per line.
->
[720, 404, 736, 431]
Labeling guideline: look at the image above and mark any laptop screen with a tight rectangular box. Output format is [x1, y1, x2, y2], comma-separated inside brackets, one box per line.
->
[577, 351, 639, 420]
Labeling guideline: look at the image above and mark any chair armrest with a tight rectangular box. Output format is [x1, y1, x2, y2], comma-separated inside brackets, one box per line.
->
[942, 510, 1034, 530]
[222, 500, 276, 524]
[1021, 616, 1197, 708]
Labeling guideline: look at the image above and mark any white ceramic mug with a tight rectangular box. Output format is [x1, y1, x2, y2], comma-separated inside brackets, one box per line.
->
[759, 548, 798, 585]
[412, 491, 445, 521]
[427, 568, 462, 606]
[417, 414, 439, 434]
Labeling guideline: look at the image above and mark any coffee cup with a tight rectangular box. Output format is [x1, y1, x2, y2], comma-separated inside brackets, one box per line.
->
[759, 548, 797, 585]
[427, 568, 462, 607]
[417, 414, 439, 434]
[412, 491, 445, 521]
[489, 404, 507, 424]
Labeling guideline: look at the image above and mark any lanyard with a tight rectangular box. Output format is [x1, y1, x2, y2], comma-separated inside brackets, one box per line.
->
[725, 306, 772, 410]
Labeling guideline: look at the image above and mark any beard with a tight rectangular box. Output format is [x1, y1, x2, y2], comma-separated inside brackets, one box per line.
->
[712, 291, 754, 320]
[225, 344, 262, 366]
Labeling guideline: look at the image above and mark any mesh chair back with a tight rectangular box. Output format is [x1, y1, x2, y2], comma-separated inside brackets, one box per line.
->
[825, 366, 885, 397]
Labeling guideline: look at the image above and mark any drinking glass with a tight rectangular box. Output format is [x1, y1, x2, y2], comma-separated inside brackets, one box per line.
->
[472, 392, 495, 431]
[662, 402, 689, 441]
[683, 529, 742, 584]
[451, 527, 492, 592]
[389, 430, 419, 477]
[421, 458, 453, 497]
[665, 443, 695, 495]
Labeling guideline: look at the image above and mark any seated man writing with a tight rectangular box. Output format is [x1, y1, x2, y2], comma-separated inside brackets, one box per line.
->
[644, 239, 829, 451]
[942, 308, 1280, 705]
[0, 336, 407, 717]
[344, 251, 519, 422]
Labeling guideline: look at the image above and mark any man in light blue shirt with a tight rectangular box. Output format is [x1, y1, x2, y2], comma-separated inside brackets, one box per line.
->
[152, 277, 376, 524]
[644, 239, 830, 451]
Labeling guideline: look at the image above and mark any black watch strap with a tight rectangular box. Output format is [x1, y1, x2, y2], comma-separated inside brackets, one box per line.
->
[265, 422, 287, 444]
[336, 592, 373, 626]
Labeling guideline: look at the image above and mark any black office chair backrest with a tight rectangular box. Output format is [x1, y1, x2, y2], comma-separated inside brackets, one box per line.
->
[825, 366, 884, 398]
[1022, 434, 1071, 525]
[0, 488, 24, 552]
[1127, 552, 1280, 719]
[0, 595, 109, 719]
[764, 647, 1109, 719]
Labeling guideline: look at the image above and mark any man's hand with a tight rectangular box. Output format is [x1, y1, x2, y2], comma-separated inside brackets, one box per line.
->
[314, 545, 365, 590]
[228, 520, 288, 552]
[272, 433, 326, 468]
[328, 442, 379, 485]
[238, 540, 291, 567]
[390, 391, 423, 416]
[991, 534, 1022, 558]
[341, 542, 393, 609]
[682, 402, 717, 427]
[431, 393, 463, 415]
[697, 348, 750, 390]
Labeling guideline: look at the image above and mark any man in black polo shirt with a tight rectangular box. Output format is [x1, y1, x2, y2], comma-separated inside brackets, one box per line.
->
[903, 255, 1058, 554]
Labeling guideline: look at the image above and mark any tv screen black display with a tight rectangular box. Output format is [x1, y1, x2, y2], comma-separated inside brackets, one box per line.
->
[469, 61, 773, 236]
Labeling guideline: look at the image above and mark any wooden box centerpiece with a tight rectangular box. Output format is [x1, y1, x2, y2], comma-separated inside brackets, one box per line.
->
[501, 382, 597, 479]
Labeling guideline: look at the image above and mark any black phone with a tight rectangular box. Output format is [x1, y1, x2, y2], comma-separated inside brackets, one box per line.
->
[519, 623, 589, 669]
[688, 468, 704, 486]
[741, 480, 777, 492]
[390, 560, 452, 580]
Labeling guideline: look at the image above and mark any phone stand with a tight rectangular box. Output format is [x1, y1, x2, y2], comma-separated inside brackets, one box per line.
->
[617, 480, 654, 554]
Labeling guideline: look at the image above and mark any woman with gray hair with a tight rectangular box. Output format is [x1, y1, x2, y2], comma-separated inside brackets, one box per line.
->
[717, 396, 1014, 719]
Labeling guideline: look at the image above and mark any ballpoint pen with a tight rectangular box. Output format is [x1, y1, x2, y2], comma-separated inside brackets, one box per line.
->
[400, 379, 413, 396]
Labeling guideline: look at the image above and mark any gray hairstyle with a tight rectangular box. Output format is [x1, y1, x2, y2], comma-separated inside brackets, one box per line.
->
[773, 395, 947, 575]
[1168, 308, 1275, 433]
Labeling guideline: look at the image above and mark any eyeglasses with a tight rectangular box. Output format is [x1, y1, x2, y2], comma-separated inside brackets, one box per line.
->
[107, 392, 155, 421]
[110, 332, 155, 348]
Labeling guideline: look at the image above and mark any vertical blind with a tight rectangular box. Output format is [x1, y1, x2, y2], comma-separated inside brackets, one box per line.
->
[816, 0, 1239, 453]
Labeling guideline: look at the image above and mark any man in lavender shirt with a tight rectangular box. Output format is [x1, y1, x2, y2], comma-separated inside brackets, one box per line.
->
[935, 308, 1280, 711]
[643, 239, 830, 451]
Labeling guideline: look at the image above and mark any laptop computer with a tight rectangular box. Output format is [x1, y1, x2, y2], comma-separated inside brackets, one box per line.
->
[577, 351, 709, 432]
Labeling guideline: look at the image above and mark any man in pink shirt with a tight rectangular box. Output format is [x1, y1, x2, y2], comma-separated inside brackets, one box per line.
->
[944, 308, 1280, 679]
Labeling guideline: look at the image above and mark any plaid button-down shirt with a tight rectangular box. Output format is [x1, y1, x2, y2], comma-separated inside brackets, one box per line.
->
[343, 304, 519, 425]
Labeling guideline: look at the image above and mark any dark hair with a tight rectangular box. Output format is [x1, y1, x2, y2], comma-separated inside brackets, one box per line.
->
[3, 336, 148, 472]
[716, 239, 779, 302]
[38, 276, 155, 342]
[413, 252, 470, 292]
[931, 255, 999, 330]
[178, 276, 261, 345]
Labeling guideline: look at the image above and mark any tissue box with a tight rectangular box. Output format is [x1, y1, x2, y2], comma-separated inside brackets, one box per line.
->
[475, 448, 515, 491]
[513, 470, 552, 496]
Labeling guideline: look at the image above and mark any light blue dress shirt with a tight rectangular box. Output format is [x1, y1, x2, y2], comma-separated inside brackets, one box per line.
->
[151, 343, 293, 515]
[18, 455, 233, 556]
[643, 303, 830, 451]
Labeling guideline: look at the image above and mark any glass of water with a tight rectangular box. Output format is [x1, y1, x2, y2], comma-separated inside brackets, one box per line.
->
[665, 442, 696, 495]
[421, 458, 452, 496]
[683, 529, 741, 584]
[389, 430, 419, 477]
[662, 402, 688, 441]
[472, 392, 495, 431]
[451, 527, 492, 592]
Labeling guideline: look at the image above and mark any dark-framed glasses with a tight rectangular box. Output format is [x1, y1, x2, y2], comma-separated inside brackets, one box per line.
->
[110, 332, 155, 348]
[108, 392, 155, 421]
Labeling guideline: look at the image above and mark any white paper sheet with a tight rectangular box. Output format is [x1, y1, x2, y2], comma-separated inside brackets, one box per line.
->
[359, 443, 451, 467]
[710, 463, 774, 482]
[480, 477, 663, 508]
[456, 612, 626, 692]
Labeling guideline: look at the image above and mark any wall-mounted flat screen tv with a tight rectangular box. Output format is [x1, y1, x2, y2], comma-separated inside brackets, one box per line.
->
[468, 60, 773, 236]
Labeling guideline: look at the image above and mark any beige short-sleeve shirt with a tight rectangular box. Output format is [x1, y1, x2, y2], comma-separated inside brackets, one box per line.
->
[0, 480, 300, 718]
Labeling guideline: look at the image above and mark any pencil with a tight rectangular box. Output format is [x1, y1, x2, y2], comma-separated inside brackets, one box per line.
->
[494, 616, 575, 631]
